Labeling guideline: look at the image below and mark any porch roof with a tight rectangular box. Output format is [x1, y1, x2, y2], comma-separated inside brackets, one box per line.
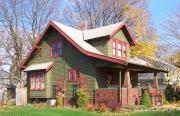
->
[96, 57, 168, 73]
[23, 62, 54, 72]
[127, 61, 168, 73]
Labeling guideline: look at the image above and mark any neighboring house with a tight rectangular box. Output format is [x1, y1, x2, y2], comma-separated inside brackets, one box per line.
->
[0, 70, 10, 105]
[20, 21, 168, 107]
[138, 57, 180, 92]
[0, 70, 10, 88]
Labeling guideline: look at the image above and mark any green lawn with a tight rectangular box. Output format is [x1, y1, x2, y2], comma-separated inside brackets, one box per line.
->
[0, 106, 180, 116]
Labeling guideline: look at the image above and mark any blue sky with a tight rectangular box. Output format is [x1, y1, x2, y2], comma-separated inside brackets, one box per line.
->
[148, 0, 180, 34]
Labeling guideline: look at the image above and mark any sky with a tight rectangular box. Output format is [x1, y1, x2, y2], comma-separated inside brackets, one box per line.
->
[148, 0, 180, 34]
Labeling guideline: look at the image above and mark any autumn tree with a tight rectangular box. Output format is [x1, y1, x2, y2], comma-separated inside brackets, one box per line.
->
[161, 4, 180, 65]
[0, 0, 61, 83]
[62, 0, 158, 58]
[163, 5, 180, 42]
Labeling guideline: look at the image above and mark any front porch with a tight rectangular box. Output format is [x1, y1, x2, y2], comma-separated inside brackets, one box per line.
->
[94, 62, 167, 108]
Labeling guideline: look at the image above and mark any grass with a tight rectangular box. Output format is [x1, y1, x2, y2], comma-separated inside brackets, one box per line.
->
[0, 106, 180, 116]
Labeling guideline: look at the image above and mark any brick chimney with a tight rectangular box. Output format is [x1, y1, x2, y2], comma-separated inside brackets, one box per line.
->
[79, 21, 88, 31]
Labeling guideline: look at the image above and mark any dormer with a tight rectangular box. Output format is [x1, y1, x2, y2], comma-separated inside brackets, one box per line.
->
[84, 22, 135, 61]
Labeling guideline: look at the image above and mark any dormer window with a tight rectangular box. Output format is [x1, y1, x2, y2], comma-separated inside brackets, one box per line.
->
[50, 40, 63, 57]
[112, 39, 127, 59]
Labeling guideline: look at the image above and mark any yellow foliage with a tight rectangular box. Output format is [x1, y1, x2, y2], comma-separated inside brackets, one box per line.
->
[122, 2, 159, 58]
[130, 40, 158, 58]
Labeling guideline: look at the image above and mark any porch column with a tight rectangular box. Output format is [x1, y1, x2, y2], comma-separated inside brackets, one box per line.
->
[153, 73, 159, 89]
[119, 70, 122, 105]
[123, 70, 132, 88]
[153, 72, 159, 106]
[123, 70, 132, 105]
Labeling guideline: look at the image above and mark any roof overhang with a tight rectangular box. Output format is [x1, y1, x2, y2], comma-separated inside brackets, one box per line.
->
[23, 62, 54, 72]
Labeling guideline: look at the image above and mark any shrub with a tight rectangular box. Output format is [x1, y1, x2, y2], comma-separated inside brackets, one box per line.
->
[112, 105, 126, 113]
[162, 93, 169, 105]
[76, 89, 88, 108]
[136, 105, 147, 110]
[142, 90, 151, 108]
[164, 84, 175, 102]
[125, 105, 136, 111]
[99, 103, 107, 113]
[87, 104, 95, 111]
[175, 85, 180, 100]
[56, 95, 63, 107]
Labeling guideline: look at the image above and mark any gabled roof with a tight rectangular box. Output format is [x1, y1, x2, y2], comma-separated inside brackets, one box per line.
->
[20, 21, 131, 70]
[83, 22, 123, 40]
[53, 21, 103, 55]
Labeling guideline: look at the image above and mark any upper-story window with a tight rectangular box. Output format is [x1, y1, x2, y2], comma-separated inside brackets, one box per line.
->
[68, 69, 80, 81]
[112, 39, 127, 59]
[50, 40, 63, 57]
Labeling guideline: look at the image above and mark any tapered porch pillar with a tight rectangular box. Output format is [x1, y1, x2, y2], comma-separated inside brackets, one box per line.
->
[153, 73, 159, 89]
[153, 72, 159, 106]
[122, 70, 132, 105]
[123, 70, 132, 88]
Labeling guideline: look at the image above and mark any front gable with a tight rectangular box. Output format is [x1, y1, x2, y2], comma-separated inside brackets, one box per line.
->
[28, 27, 65, 65]
[108, 29, 131, 60]
[112, 29, 129, 43]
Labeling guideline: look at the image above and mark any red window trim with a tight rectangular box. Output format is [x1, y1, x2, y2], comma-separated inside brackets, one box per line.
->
[68, 69, 80, 82]
[29, 71, 46, 91]
[50, 40, 63, 58]
[111, 38, 128, 59]
[112, 40, 116, 57]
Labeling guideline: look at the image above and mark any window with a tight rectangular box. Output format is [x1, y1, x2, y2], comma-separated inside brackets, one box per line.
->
[117, 42, 122, 57]
[29, 71, 45, 90]
[50, 40, 63, 57]
[68, 69, 80, 81]
[112, 39, 127, 59]
[72, 85, 78, 97]
[112, 41, 116, 56]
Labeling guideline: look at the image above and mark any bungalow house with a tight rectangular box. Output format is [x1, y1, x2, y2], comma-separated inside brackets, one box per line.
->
[20, 21, 168, 108]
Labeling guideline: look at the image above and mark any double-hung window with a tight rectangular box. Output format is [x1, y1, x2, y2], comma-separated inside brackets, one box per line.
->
[50, 40, 63, 57]
[112, 39, 127, 59]
[68, 69, 80, 81]
[29, 71, 45, 90]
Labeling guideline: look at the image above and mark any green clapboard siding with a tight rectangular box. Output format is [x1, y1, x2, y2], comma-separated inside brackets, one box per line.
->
[26, 27, 99, 99]
[87, 38, 109, 56]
